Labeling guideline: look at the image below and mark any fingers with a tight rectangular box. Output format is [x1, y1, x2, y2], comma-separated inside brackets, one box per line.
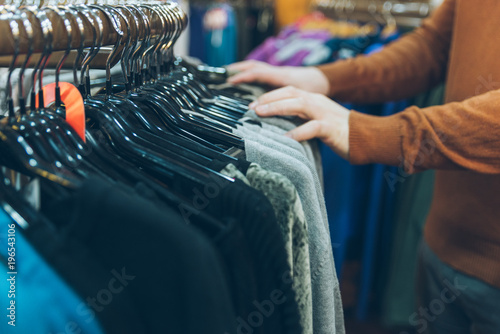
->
[285, 120, 324, 142]
[250, 86, 304, 109]
[245, 84, 350, 159]
[227, 68, 285, 86]
[254, 97, 309, 119]
[227, 61, 288, 86]
[227, 70, 264, 84]
[250, 86, 320, 119]
[226, 60, 260, 71]
[227, 60, 266, 84]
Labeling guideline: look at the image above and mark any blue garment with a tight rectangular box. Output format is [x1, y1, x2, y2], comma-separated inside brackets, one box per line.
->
[317, 30, 402, 282]
[320, 104, 381, 281]
[319, 142, 352, 276]
[189, 4, 208, 62]
[355, 100, 409, 321]
[318, 31, 407, 321]
[204, 4, 237, 67]
[0, 208, 104, 334]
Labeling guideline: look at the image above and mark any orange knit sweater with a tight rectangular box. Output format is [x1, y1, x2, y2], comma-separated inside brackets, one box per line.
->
[318, 0, 500, 288]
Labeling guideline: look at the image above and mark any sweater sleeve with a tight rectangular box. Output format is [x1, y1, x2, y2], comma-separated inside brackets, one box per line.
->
[316, 0, 456, 104]
[349, 88, 500, 174]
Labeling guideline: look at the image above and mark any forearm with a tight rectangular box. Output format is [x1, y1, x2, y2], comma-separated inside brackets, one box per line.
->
[349, 88, 500, 174]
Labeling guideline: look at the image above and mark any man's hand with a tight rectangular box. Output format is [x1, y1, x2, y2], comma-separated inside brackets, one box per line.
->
[227, 60, 330, 96]
[249, 86, 350, 160]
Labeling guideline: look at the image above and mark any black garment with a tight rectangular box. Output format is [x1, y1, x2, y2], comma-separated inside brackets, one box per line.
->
[41, 178, 237, 334]
[235, 2, 252, 61]
[213, 216, 261, 330]
[117, 173, 261, 331]
[205, 179, 303, 334]
[248, 5, 275, 52]
[32, 161, 299, 334]
[23, 213, 144, 334]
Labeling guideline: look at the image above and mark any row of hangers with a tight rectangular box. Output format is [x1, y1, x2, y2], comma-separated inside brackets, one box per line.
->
[0, 1, 256, 225]
[0, 0, 186, 67]
[312, 0, 434, 27]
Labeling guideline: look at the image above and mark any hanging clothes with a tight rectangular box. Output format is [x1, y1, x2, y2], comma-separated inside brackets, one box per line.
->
[203, 3, 238, 67]
[237, 111, 345, 334]
[0, 3, 343, 334]
[380, 84, 444, 328]
[246, 12, 381, 66]
[189, 3, 208, 62]
[243, 12, 414, 322]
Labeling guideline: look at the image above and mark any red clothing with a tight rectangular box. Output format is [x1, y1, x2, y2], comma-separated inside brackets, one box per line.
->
[318, 0, 500, 288]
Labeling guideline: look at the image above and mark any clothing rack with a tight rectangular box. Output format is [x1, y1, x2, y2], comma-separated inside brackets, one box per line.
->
[0, 2, 187, 68]
[312, 0, 439, 28]
[0, 1, 346, 333]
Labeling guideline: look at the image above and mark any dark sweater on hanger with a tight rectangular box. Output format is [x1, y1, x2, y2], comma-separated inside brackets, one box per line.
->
[318, 0, 500, 288]
[34, 174, 302, 334]
[37, 178, 237, 334]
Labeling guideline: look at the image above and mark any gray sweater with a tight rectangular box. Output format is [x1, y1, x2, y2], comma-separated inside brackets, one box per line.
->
[233, 126, 345, 334]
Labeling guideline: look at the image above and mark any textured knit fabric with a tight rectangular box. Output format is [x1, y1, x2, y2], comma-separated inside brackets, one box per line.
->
[236, 133, 345, 334]
[241, 122, 311, 164]
[235, 126, 329, 231]
[243, 109, 324, 187]
[318, 0, 500, 288]
[204, 178, 303, 334]
[220, 163, 313, 334]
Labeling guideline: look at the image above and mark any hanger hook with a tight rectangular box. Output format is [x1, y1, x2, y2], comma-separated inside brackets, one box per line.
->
[126, 4, 147, 89]
[96, 5, 125, 98]
[15, 10, 34, 116]
[117, 5, 138, 91]
[22, 7, 53, 113]
[139, 4, 163, 83]
[72, 5, 97, 95]
[60, 5, 85, 87]
[5, 12, 21, 121]
[75, 5, 103, 96]
[83, 7, 104, 95]
[44, 6, 73, 109]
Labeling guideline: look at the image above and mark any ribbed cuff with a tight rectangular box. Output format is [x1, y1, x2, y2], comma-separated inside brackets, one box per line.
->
[348, 111, 403, 166]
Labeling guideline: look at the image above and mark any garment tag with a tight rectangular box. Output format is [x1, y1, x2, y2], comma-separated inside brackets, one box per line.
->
[36, 82, 86, 142]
